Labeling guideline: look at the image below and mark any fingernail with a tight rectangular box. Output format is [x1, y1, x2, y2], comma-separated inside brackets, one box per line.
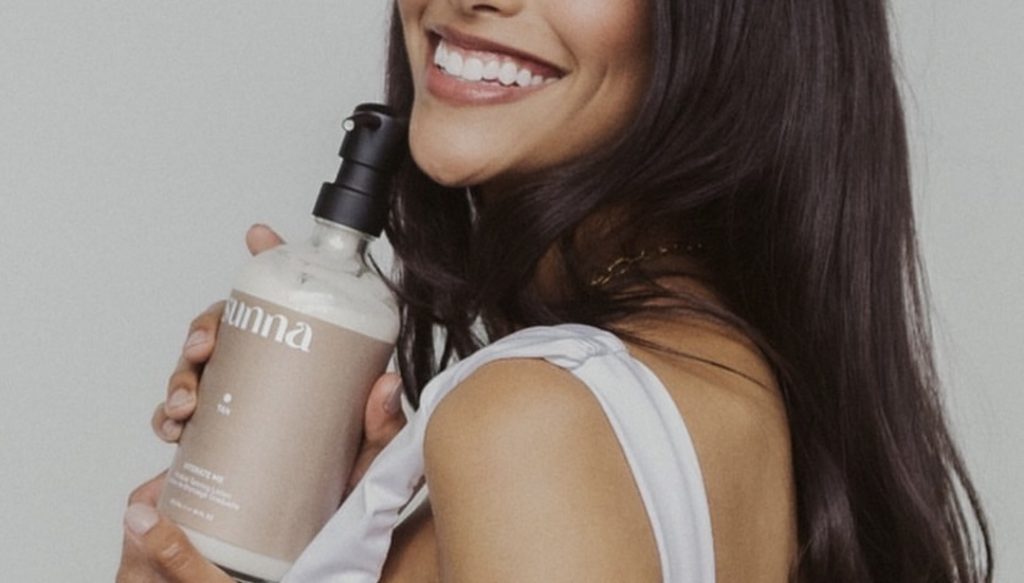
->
[162, 418, 182, 439]
[167, 388, 193, 411]
[124, 503, 159, 536]
[383, 378, 404, 415]
[184, 330, 208, 350]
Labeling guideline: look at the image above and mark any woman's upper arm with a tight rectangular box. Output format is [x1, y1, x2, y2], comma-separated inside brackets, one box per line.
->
[422, 359, 661, 583]
[380, 498, 441, 583]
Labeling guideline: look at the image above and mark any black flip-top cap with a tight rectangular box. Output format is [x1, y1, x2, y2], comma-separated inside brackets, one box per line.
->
[314, 103, 409, 236]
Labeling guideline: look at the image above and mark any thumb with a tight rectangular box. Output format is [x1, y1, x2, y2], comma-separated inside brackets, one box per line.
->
[245, 224, 285, 256]
[123, 503, 233, 583]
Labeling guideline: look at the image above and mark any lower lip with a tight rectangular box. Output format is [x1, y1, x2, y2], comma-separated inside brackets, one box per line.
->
[426, 64, 554, 106]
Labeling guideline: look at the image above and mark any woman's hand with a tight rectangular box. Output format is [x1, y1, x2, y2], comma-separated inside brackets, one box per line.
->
[117, 472, 234, 582]
[119, 224, 410, 581]
[149, 224, 290, 443]
[150, 223, 409, 494]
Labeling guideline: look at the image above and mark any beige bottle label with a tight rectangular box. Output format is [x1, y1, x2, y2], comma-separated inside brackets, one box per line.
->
[159, 290, 393, 562]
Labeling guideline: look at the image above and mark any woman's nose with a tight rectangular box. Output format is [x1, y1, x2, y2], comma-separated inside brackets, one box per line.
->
[449, 0, 524, 17]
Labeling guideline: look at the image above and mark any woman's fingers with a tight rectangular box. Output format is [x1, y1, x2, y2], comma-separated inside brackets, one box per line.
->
[152, 302, 224, 443]
[118, 472, 233, 583]
[245, 223, 284, 256]
[126, 470, 165, 507]
[343, 373, 408, 498]
[164, 301, 224, 418]
[121, 506, 232, 583]
[153, 224, 281, 443]
[152, 402, 184, 443]
[365, 373, 408, 443]
[179, 301, 223, 364]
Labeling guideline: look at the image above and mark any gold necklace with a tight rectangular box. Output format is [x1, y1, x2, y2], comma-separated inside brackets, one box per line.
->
[588, 241, 704, 287]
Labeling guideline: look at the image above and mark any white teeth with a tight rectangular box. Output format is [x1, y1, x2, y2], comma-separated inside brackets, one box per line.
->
[435, 39, 558, 87]
[434, 41, 446, 67]
[445, 52, 464, 76]
[515, 68, 533, 87]
[498, 62, 518, 86]
[461, 58, 484, 82]
[482, 60, 500, 80]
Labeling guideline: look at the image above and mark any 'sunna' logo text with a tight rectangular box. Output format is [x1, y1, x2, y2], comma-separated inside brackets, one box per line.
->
[222, 296, 313, 352]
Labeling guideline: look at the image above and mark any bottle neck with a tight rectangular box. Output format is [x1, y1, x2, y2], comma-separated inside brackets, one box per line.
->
[307, 217, 371, 260]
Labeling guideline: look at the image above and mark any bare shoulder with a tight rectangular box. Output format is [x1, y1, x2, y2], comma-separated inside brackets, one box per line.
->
[423, 357, 662, 583]
[420, 321, 797, 582]
[623, 318, 798, 581]
[425, 358, 612, 453]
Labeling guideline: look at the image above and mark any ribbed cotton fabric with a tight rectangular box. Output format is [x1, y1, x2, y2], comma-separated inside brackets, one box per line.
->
[283, 324, 715, 583]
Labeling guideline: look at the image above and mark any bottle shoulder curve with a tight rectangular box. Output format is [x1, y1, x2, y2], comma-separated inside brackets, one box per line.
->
[230, 245, 399, 343]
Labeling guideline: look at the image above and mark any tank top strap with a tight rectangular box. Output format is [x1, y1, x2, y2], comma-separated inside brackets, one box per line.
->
[284, 324, 715, 583]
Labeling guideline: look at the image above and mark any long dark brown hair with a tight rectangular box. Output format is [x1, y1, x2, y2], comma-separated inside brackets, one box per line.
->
[380, 1, 992, 580]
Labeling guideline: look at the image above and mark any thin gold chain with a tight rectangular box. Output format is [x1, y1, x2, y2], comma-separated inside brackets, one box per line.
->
[588, 241, 704, 287]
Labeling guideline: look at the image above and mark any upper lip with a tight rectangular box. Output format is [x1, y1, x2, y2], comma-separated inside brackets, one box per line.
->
[429, 25, 567, 77]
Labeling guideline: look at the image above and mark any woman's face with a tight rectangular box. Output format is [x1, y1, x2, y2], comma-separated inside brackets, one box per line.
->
[398, 0, 651, 191]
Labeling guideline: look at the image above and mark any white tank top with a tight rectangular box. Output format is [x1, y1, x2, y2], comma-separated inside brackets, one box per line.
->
[284, 324, 715, 582]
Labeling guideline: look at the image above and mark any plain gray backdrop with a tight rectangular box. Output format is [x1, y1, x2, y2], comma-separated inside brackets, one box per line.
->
[0, 1, 1019, 580]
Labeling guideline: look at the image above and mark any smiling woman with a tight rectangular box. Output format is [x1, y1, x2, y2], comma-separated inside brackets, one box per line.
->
[117, 0, 993, 581]
[377, 0, 994, 580]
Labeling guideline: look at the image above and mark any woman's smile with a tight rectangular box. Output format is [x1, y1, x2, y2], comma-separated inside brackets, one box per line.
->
[399, 0, 651, 189]
[426, 26, 564, 106]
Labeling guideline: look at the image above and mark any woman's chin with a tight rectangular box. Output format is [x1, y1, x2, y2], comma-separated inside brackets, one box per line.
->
[410, 145, 495, 189]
